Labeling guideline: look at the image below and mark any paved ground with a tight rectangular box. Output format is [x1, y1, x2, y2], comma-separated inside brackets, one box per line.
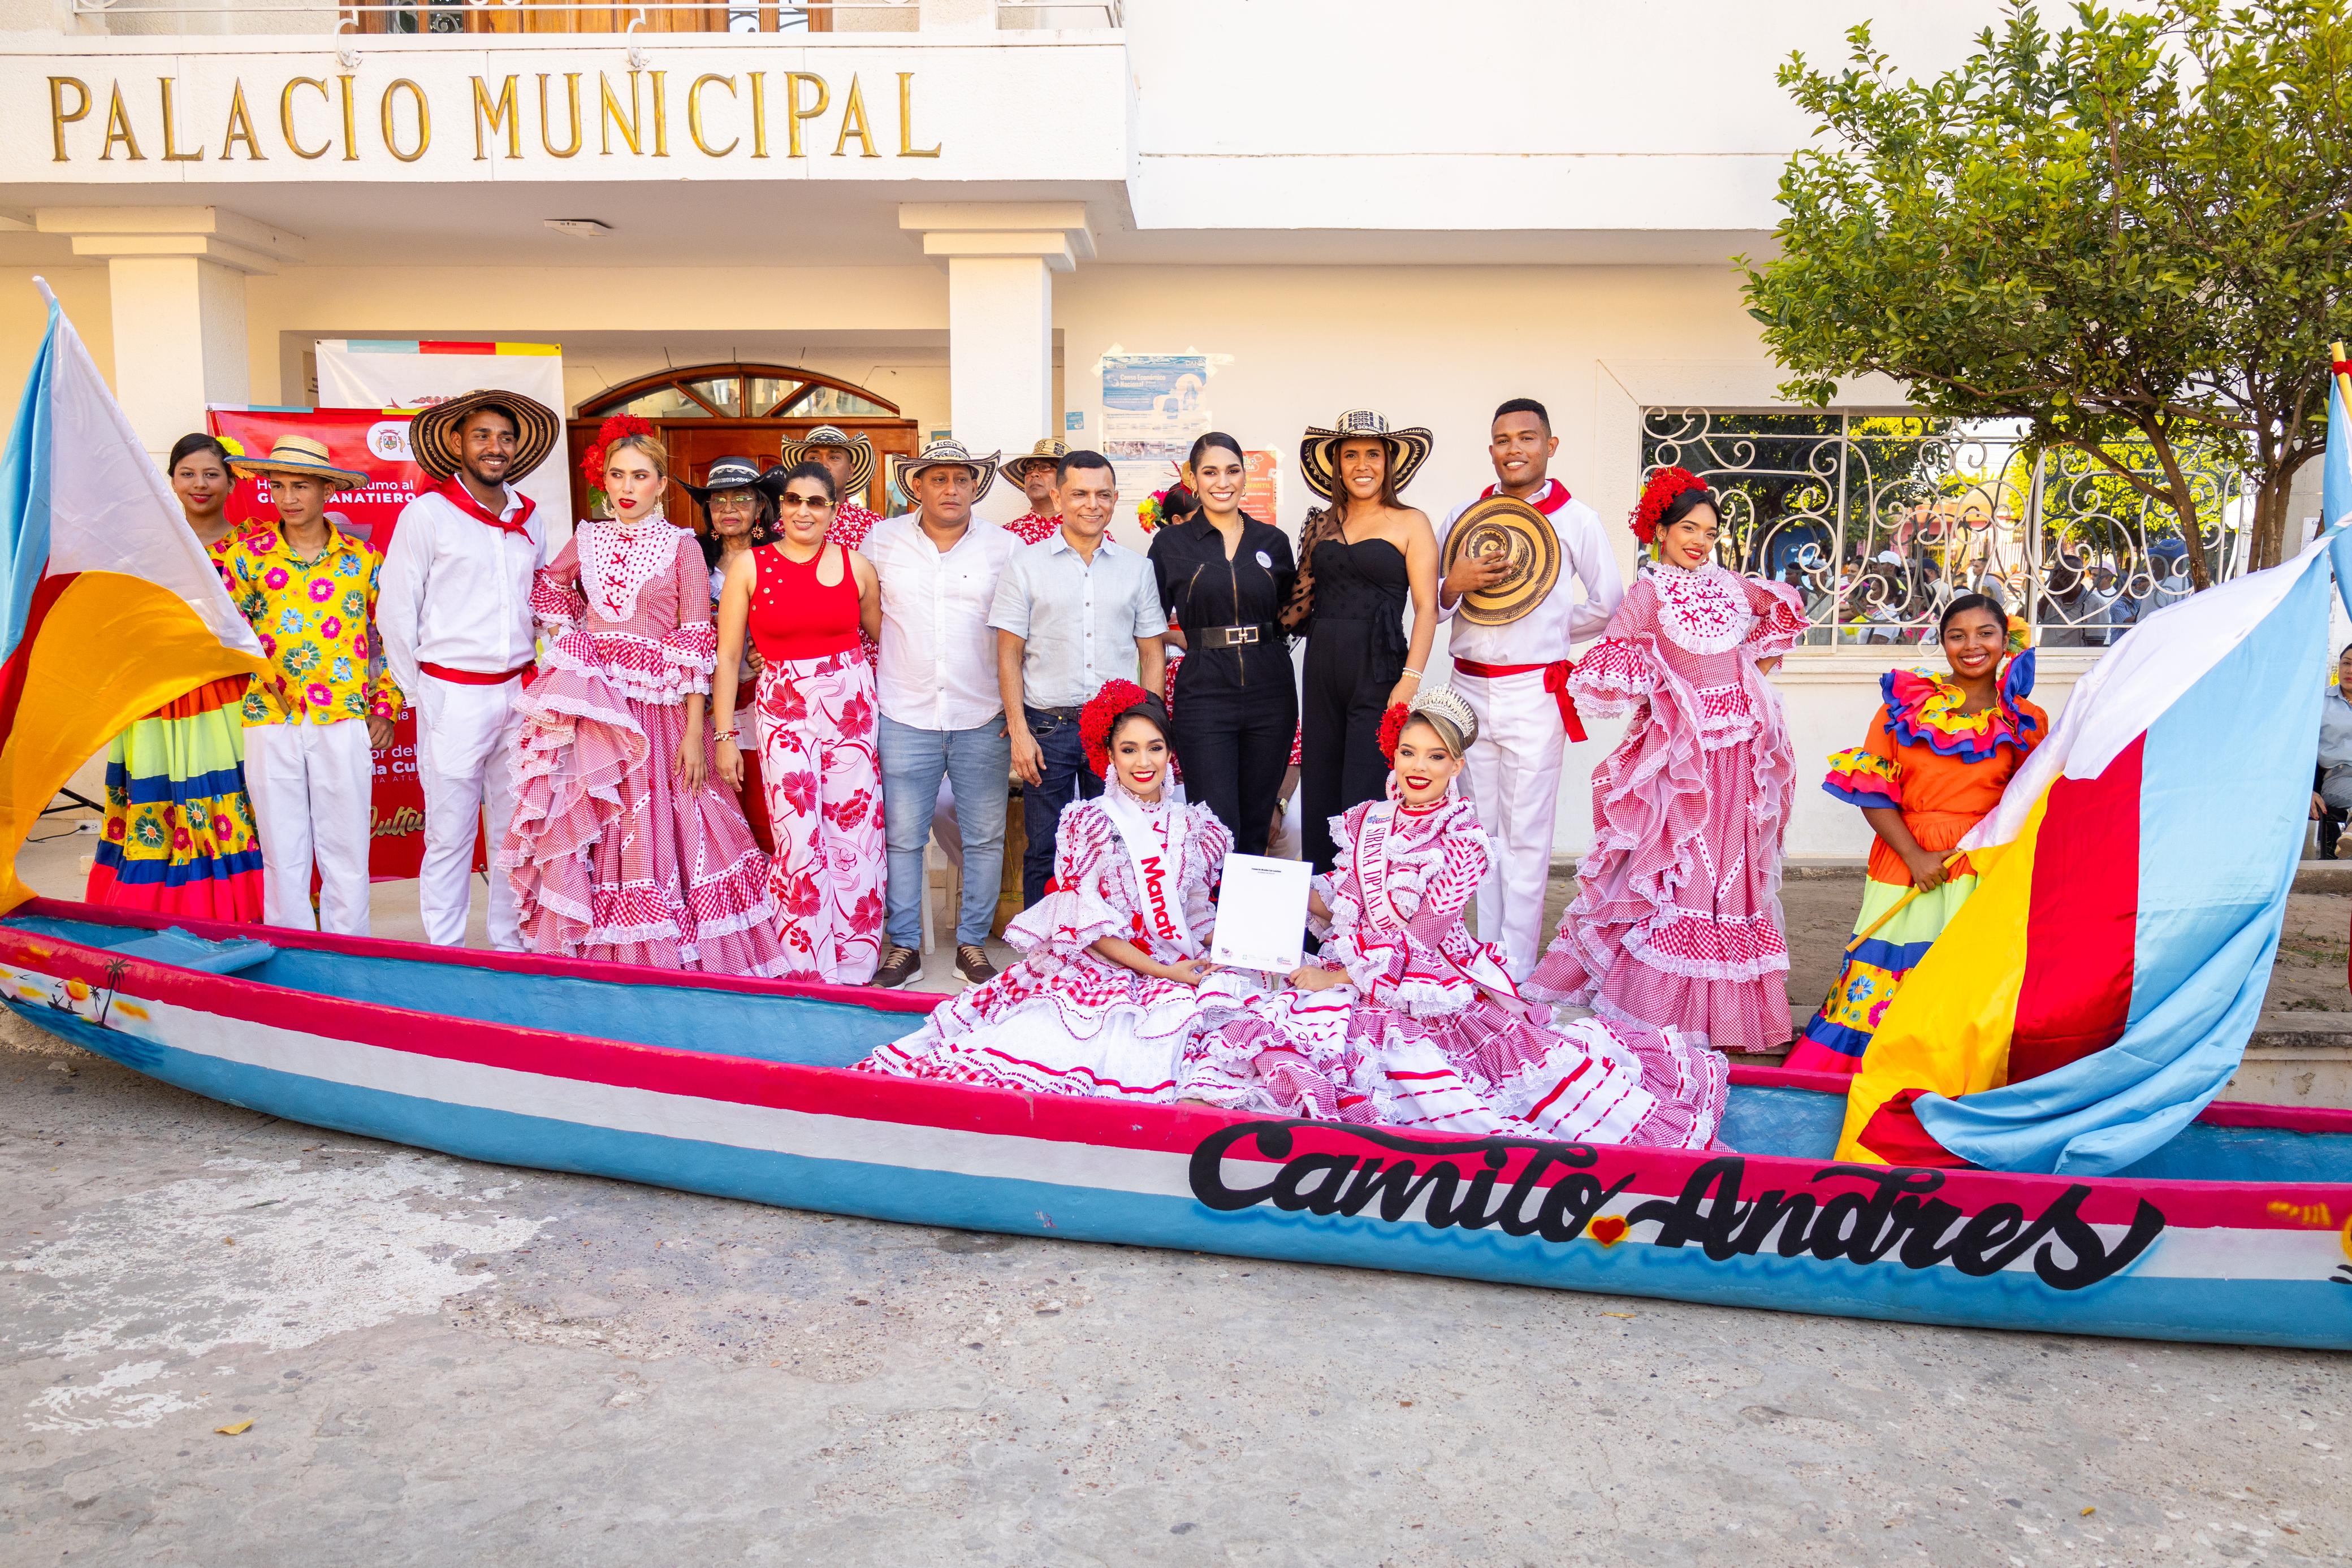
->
[4, 1017, 2350, 1566]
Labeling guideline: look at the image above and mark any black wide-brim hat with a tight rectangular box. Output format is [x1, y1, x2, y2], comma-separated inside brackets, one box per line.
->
[681, 454, 782, 509]
[409, 388, 562, 483]
[1299, 409, 1433, 503]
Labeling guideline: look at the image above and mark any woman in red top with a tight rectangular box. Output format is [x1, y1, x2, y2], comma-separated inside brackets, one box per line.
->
[714, 462, 886, 984]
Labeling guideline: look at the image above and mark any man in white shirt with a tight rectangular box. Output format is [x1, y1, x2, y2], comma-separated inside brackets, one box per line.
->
[1438, 397, 1625, 978]
[863, 440, 1017, 989]
[377, 388, 560, 950]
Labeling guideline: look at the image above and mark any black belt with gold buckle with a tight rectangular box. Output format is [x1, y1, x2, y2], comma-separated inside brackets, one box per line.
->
[1198, 624, 1268, 649]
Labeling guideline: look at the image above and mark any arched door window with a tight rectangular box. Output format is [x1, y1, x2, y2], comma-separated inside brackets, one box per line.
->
[569, 363, 918, 526]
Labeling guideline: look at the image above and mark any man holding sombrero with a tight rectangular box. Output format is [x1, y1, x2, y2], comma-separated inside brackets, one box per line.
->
[999, 439, 1068, 545]
[220, 435, 404, 936]
[1436, 397, 1624, 980]
[377, 387, 562, 950]
[777, 426, 880, 548]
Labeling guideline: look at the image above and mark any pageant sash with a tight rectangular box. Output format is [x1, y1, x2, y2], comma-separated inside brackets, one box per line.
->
[1097, 789, 1194, 951]
[1351, 800, 1534, 1016]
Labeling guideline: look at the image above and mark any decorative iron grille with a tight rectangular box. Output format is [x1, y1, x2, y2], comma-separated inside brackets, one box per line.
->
[1640, 409, 2245, 649]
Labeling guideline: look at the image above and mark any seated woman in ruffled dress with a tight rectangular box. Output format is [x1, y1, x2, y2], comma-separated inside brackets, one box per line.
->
[1787, 593, 2045, 1073]
[500, 431, 789, 976]
[1524, 467, 1808, 1055]
[1183, 688, 1728, 1149]
[859, 680, 1233, 1099]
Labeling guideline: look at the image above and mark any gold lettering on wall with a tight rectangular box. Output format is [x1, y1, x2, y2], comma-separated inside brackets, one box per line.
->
[381, 79, 430, 162]
[159, 78, 203, 161]
[688, 74, 737, 158]
[784, 71, 827, 159]
[599, 71, 640, 157]
[473, 75, 521, 161]
[220, 82, 265, 161]
[34, 66, 945, 166]
[538, 73, 583, 159]
[100, 83, 142, 162]
[897, 72, 939, 158]
[47, 76, 88, 164]
[281, 77, 328, 159]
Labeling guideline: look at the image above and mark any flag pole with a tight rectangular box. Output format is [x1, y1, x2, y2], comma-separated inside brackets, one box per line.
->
[1843, 851, 1971, 954]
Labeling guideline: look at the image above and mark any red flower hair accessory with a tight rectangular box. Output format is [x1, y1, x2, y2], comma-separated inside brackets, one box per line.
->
[1080, 678, 1157, 776]
[1631, 465, 1709, 545]
[581, 413, 655, 493]
[1377, 703, 1412, 763]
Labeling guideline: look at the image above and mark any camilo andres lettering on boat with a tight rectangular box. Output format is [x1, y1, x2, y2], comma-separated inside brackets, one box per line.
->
[1188, 1123, 2167, 1291]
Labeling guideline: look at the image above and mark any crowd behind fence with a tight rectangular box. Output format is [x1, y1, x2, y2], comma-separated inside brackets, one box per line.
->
[1643, 409, 2249, 650]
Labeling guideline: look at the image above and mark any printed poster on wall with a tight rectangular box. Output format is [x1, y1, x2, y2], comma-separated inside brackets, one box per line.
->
[1102, 353, 1210, 508]
[316, 339, 574, 543]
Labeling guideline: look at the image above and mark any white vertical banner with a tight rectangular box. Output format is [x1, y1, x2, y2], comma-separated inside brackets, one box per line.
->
[315, 340, 574, 542]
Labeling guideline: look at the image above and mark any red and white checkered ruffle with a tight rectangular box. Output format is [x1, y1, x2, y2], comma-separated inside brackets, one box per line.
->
[1620, 904, 1789, 984]
[529, 566, 587, 640]
[1322, 798, 1498, 1020]
[1564, 636, 1655, 720]
[578, 517, 690, 626]
[658, 621, 719, 695]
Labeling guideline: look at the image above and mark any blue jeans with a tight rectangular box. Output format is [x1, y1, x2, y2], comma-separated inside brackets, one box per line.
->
[880, 713, 1011, 948]
[1022, 706, 1100, 907]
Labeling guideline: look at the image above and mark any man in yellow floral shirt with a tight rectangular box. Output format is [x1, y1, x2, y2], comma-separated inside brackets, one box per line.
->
[222, 436, 403, 935]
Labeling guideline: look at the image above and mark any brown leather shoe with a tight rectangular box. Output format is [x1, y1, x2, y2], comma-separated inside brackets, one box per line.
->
[871, 945, 923, 989]
[954, 944, 998, 985]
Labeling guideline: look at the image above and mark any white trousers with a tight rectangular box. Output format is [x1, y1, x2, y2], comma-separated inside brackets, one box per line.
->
[415, 675, 525, 950]
[1457, 670, 1568, 981]
[245, 718, 375, 937]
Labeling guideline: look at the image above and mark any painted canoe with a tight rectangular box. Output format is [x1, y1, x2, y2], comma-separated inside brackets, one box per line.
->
[5, 898, 2350, 1351]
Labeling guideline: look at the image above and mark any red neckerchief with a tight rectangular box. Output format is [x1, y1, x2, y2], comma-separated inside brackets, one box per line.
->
[1479, 477, 1570, 516]
[436, 477, 535, 536]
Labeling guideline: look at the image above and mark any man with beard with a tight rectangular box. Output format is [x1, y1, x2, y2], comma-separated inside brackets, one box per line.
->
[378, 388, 561, 949]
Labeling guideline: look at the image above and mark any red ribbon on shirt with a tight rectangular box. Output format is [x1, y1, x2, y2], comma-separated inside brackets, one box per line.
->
[1479, 478, 1571, 514]
[435, 477, 536, 536]
[1452, 657, 1586, 742]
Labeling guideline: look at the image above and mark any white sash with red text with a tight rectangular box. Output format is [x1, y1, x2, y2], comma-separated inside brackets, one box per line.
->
[1097, 789, 1195, 951]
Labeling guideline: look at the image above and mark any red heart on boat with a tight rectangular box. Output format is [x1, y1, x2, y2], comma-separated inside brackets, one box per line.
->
[1588, 1215, 1628, 1246]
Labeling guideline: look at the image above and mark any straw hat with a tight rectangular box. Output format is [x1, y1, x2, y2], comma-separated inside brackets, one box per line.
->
[227, 435, 367, 494]
[776, 425, 875, 495]
[408, 388, 561, 483]
[1001, 438, 1069, 487]
[1442, 493, 1560, 626]
[889, 439, 1000, 505]
[1299, 409, 1433, 503]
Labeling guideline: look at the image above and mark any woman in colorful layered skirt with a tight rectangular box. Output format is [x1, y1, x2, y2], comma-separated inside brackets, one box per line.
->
[860, 681, 1231, 1101]
[713, 461, 886, 985]
[501, 432, 788, 976]
[1183, 689, 1728, 1147]
[1787, 594, 2044, 1073]
[87, 434, 265, 920]
[1524, 467, 1808, 1054]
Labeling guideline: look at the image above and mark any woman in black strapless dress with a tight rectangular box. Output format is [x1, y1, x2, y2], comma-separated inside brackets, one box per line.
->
[1282, 410, 1442, 871]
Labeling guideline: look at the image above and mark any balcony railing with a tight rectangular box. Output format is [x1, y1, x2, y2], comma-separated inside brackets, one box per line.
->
[66, 0, 1121, 34]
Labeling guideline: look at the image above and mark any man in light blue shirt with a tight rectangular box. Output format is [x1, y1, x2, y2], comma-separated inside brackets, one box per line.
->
[991, 449, 1168, 906]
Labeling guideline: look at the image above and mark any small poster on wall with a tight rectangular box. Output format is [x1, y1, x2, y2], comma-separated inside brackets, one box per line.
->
[1103, 353, 1210, 514]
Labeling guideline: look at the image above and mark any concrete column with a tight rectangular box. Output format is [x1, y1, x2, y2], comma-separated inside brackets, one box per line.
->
[33, 206, 304, 461]
[900, 201, 1092, 520]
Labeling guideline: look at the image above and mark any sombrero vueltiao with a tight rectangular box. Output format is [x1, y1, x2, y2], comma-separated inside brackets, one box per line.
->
[1001, 438, 1070, 487]
[1442, 493, 1562, 626]
[889, 439, 1000, 506]
[226, 435, 368, 495]
[777, 425, 875, 496]
[1300, 409, 1433, 503]
[408, 388, 561, 483]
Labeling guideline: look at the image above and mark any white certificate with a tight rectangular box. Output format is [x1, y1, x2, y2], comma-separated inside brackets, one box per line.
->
[1210, 853, 1312, 974]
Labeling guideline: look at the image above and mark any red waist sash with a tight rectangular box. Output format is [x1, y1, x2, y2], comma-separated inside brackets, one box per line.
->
[1452, 657, 1586, 742]
[421, 661, 534, 686]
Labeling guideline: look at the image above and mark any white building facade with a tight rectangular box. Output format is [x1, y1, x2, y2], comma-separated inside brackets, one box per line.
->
[0, 0, 2112, 856]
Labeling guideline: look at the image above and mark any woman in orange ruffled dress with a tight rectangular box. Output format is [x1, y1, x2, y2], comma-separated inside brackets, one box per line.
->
[1785, 593, 2045, 1073]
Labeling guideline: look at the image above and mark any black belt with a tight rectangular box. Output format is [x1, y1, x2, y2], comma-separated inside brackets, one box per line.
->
[1197, 623, 1272, 649]
[1028, 704, 1084, 721]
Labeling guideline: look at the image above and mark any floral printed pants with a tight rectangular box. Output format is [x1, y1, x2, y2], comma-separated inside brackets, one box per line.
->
[756, 648, 885, 984]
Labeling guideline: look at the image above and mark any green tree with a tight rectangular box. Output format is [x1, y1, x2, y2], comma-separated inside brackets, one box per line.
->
[1742, 0, 2352, 586]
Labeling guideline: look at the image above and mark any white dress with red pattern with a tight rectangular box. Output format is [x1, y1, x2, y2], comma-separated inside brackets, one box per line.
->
[1186, 796, 1728, 1146]
[1005, 510, 1058, 546]
[827, 502, 882, 552]
[1525, 561, 1806, 1052]
[859, 787, 1234, 1100]
[501, 516, 788, 976]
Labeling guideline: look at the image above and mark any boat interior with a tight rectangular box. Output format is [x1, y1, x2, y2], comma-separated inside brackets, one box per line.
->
[9, 912, 2350, 1186]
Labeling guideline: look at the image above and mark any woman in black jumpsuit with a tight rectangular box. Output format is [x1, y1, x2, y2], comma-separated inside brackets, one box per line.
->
[1281, 410, 1439, 872]
[1149, 432, 1296, 857]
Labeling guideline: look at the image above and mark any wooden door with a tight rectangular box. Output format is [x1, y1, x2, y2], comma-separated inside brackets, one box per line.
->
[566, 417, 919, 542]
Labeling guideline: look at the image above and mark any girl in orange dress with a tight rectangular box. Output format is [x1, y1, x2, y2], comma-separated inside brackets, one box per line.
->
[1787, 594, 2046, 1073]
